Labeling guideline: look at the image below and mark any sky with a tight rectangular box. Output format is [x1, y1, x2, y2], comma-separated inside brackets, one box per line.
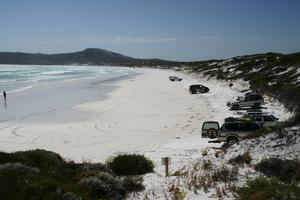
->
[0, 0, 300, 61]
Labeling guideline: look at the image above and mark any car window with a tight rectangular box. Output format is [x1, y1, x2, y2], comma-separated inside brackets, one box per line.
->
[263, 116, 273, 121]
[254, 117, 262, 122]
[246, 94, 262, 101]
[270, 115, 278, 121]
[202, 122, 219, 130]
[225, 123, 239, 130]
[239, 123, 259, 131]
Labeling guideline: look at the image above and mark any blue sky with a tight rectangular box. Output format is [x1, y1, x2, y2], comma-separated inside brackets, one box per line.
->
[0, 0, 299, 61]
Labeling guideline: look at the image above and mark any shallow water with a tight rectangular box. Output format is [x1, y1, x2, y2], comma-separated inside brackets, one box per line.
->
[0, 64, 134, 93]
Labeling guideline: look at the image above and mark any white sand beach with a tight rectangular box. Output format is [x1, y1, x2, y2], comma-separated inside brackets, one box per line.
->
[0, 68, 208, 161]
[0, 68, 290, 163]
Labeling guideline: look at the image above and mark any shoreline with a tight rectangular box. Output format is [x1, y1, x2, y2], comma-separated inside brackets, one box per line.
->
[0, 64, 136, 95]
[0, 71, 139, 123]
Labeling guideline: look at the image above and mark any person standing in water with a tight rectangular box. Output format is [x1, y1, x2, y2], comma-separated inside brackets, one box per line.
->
[3, 91, 6, 101]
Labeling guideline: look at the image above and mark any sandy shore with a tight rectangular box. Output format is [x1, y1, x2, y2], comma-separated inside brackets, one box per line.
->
[0, 68, 290, 163]
[0, 69, 213, 161]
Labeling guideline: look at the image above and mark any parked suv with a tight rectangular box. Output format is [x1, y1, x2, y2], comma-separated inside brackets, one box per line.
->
[189, 84, 209, 94]
[243, 114, 279, 127]
[169, 76, 182, 81]
[227, 93, 264, 110]
[201, 119, 260, 144]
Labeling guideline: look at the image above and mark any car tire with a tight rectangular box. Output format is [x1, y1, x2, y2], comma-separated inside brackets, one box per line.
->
[227, 137, 238, 145]
[207, 129, 218, 139]
[232, 105, 239, 110]
[253, 103, 261, 109]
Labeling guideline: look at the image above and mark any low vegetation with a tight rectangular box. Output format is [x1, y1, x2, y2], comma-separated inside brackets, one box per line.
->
[255, 157, 300, 183]
[245, 126, 280, 139]
[211, 165, 238, 183]
[237, 176, 300, 200]
[0, 149, 152, 200]
[228, 152, 252, 165]
[106, 154, 154, 175]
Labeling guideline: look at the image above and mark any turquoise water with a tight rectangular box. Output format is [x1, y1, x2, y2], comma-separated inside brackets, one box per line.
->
[0, 65, 134, 93]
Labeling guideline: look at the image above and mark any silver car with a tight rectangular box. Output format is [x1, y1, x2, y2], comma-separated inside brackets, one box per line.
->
[227, 93, 264, 110]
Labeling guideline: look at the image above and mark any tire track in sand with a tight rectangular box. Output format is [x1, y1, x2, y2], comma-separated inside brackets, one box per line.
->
[11, 126, 25, 137]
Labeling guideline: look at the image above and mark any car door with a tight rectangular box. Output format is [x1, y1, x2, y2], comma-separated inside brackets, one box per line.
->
[201, 121, 220, 139]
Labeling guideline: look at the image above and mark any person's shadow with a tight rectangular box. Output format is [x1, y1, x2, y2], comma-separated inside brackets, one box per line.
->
[4, 101, 7, 110]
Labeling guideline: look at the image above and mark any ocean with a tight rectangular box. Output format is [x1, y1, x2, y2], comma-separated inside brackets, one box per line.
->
[0, 65, 135, 93]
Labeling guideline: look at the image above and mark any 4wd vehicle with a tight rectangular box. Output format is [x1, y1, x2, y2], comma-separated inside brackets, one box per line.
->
[227, 93, 264, 110]
[243, 114, 279, 127]
[201, 119, 260, 144]
[237, 109, 265, 116]
[189, 84, 209, 94]
[169, 76, 182, 81]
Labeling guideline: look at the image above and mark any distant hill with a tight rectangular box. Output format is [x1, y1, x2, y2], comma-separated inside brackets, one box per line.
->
[0, 48, 171, 66]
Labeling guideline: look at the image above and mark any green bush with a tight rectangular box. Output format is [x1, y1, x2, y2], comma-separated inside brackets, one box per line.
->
[106, 154, 154, 175]
[0, 149, 65, 171]
[255, 158, 300, 183]
[122, 176, 144, 191]
[237, 177, 300, 200]
[79, 172, 126, 200]
[0, 149, 145, 200]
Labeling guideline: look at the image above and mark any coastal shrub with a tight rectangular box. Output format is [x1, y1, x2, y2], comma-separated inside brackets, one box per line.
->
[122, 176, 144, 191]
[228, 152, 252, 166]
[79, 172, 126, 200]
[237, 177, 300, 200]
[255, 157, 300, 183]
[201, 159, 212, 170]
[0, 168, 66, 200]
[211, 166, 238, 183]
[66, 161, 112, 173]
[0, 149, 144, 200]
[168, 181, 186, 200]
[106, 154, 154, 175]
[0, 162, 40, 174]
[172, 166, 188, 177]
[245, 126, 279, 139]
[0, 149, 65, 171]
[201, 147, 210, 156]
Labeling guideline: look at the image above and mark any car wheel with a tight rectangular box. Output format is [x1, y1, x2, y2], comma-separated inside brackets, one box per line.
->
[231, 105, 239, 110]
[227, 137, 238, 145]
[207, 129, 218, 139]
[253, 103, 261, 109]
